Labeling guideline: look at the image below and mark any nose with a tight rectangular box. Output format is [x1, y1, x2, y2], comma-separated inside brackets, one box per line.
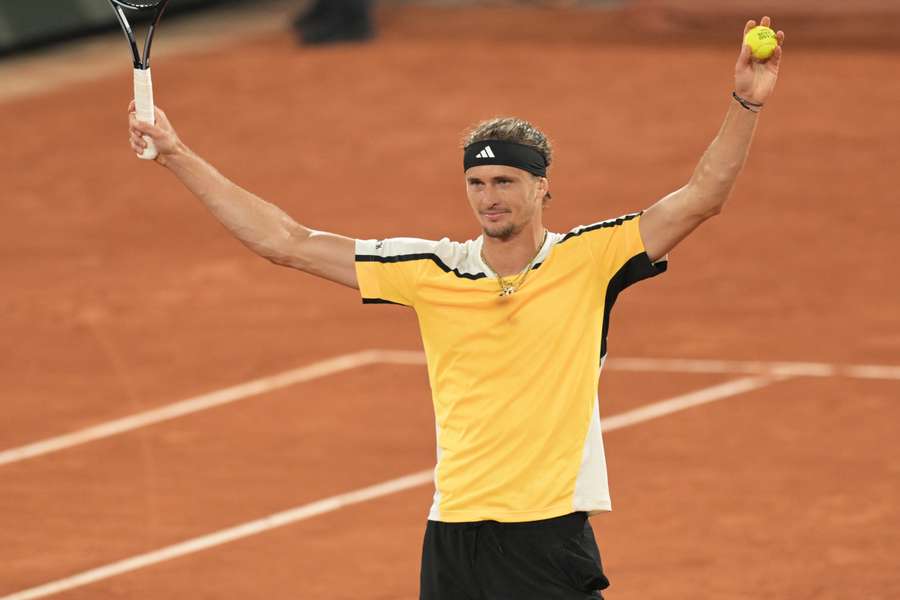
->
[482, 187, 502, 207]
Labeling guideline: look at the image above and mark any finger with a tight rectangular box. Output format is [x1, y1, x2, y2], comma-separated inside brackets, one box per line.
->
[770, 44, 783, 67]
[776, 30, 785, 46]
[743, 19, 756, 36]
[760, 15, 771, 28]
[154, 107, 170, 128]
[128, 100, 135, 112]
[133, 119, 166, 138]
[128, 117, 144, 136]
[738, 43, 752, 66]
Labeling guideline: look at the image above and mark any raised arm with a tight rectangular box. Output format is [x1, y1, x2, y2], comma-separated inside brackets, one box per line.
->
[128, 105, 358, 289]
[639, 16, 785, 262]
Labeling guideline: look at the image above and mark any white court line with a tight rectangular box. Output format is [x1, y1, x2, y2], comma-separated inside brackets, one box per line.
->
[0, 351, 382, 467]
[605, 356, 900, 380]
[844, 364, 900, 381]
[377, 351, 900, 381]
[0, 375, 779, 600]
[4, 351, 899, 468]
[601, 375, 777, 430]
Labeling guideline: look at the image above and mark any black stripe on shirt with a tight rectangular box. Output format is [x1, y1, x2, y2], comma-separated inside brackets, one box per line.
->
[600, 252, 668, 360]
[356, 253, 489, 281]
[362, 297, 406, 306]
[558, 212, 642, 245]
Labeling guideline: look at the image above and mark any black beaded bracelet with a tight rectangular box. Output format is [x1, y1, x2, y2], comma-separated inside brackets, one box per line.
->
[733, 91, 763, 113]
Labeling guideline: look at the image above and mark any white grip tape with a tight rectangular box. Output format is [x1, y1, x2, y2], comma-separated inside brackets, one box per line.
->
[133, 67, 158, 160]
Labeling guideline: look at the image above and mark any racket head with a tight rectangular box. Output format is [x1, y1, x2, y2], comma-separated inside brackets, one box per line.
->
[110, 0, 168, 8]
[108, 0, 170, 67]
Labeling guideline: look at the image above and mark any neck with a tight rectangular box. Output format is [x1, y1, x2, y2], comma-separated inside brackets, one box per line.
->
[481, 222, 546, 277]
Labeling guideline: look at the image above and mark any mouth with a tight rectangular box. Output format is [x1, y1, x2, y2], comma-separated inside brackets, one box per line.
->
[482, 211, 509, 222]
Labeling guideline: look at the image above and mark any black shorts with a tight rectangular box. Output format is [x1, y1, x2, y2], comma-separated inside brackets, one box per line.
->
[420, 511, 610, 600]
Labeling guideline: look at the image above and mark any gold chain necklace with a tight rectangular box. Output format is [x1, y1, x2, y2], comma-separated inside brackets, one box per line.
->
[480, 230, 548, 297]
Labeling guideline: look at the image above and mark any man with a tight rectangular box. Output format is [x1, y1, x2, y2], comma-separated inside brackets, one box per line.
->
[127, 17, 784, 599]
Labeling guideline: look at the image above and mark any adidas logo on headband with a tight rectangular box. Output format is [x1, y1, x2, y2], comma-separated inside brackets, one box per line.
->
[463, 140, 548, 177]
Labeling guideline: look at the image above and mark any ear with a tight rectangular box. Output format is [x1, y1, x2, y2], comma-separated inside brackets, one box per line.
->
[537, 176, 551, 207]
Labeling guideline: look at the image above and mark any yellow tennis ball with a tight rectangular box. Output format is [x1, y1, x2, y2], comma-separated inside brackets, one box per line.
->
[744, 25, 777, 60]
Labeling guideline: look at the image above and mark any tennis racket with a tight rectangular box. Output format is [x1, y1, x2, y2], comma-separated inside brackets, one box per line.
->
[109, 0, 171, 160]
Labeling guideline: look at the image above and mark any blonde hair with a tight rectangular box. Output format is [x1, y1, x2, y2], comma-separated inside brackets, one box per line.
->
[463, 117, 553, 202]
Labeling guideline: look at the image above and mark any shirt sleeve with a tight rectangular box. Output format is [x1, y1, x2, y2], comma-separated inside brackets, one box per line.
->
[579, 212, 668, 290]
[354, 237, 434, 307]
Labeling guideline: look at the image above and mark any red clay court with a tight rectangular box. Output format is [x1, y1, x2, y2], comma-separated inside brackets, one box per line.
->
[1, 1, 899, 598]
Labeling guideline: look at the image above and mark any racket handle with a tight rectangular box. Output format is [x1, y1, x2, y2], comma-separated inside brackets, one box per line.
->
[133, 67, 158, 161]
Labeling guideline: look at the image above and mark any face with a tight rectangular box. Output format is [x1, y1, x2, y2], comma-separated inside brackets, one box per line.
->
[465, 165, 548, 240]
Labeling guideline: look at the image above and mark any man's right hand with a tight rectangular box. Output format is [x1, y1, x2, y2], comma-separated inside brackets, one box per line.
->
[128, 102, 181, 164]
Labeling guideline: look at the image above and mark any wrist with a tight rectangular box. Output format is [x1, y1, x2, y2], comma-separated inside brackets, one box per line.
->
[159, 139, 191, 168]
[732, 91, 763, 113]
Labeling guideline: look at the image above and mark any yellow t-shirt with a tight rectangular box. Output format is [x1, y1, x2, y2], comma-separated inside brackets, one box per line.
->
[355, 212, 666, 522]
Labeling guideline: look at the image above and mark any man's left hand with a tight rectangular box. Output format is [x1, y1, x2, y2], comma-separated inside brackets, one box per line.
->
[735, 16, 785, 107]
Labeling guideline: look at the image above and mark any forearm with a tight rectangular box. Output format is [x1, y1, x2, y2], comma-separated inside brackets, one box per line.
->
[686, 98, 760, 216]
[163, 142, 310, 264]
[639, 98, 761, 260]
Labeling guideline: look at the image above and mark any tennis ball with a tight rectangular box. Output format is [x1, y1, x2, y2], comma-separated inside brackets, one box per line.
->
[744, 25, 777, 60]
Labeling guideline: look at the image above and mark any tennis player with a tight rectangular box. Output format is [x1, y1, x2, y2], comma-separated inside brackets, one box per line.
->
[128, 17, 783, 599]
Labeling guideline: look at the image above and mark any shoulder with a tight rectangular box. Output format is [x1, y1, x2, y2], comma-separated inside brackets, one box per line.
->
[557, 212, 643, 245]
[356, 236, 487, 279]
[355, 237, 441, 262]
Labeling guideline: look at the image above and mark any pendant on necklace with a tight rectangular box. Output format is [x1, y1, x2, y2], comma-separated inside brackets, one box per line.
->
[499, 285, 517, 297]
